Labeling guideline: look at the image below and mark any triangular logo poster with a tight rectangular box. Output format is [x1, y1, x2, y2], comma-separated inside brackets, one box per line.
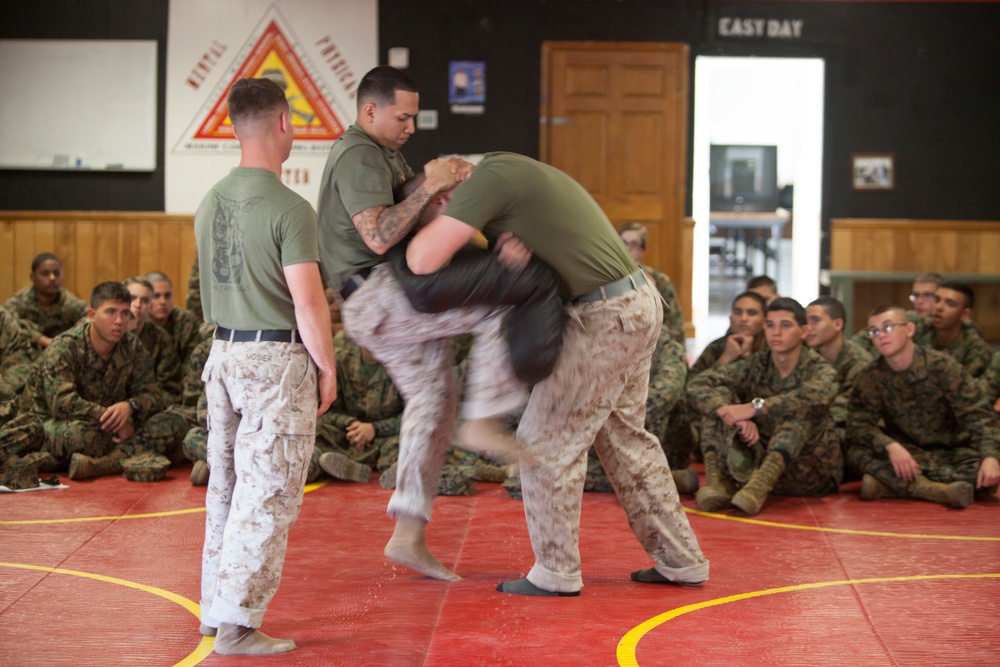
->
[193, 19, 344, 141]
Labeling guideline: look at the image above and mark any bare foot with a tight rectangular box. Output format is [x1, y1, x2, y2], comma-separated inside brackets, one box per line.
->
[384, 514, 461, 582]
[384, 538, 461, 582]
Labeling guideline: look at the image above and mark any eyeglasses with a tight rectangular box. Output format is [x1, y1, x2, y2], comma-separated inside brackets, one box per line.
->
[866, 322, 907, 338]
[909, 291, 936, 302]
[623, 240, 644, 250]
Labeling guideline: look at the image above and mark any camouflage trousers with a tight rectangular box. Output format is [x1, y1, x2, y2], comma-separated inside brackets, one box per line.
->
[183, 426, 208, 463]
[517, 284, 708, 593]
[341, 264, 526, 521]
[41, 418, 153, 465]
[0, 412, 44, 461]
[700, 416, 841, 496]
[309, 418, 399, 482]
[847, 443, 983, 496]
[199, 339, 317, 629]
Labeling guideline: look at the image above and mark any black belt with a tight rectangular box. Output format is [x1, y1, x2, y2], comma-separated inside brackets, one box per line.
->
[338, 267, 372, 302]
[574, 269, 647, 303]
[215, 326, 298, 343]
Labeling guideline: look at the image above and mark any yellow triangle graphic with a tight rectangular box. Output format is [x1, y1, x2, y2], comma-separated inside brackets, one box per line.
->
[195, 20, 343, 141]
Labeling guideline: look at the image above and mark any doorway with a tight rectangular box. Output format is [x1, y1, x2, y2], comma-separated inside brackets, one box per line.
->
[691, 56, 825, 348]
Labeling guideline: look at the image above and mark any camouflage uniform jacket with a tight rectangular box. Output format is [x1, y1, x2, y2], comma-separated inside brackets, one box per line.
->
[981, 350, 1000, 405]
[163, 335, 212, 428]
[687, 346, 838, 442]
[185, 257, 203, 323]
[642, 265, 685, 345]
[914, 320, 992, 380]
[647, 322, 688, 417]
[846, 346, 1000, 460]
[20, 320, 163, 426]
[325, 331, 403, 436]
[690, 333, 768, 377]
[136, 322, 182, 404]
[160, 306, 205, 366]
[0, 307, 34, 399]
[3, 285, 87, 346]
[827, 337, 873, 429]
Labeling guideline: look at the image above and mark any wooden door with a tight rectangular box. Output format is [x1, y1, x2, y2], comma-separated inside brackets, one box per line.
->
[540, 42, 693, 335]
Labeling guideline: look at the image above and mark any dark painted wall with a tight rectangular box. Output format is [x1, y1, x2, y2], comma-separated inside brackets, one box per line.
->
[2, 0, 998, 232]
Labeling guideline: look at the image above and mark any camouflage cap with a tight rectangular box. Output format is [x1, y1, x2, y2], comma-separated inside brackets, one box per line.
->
[121, 454, 171, 482]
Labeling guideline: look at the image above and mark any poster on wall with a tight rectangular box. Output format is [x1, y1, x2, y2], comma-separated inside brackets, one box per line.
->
[166, 0, 376, 212]
[449, 60, 485, 115]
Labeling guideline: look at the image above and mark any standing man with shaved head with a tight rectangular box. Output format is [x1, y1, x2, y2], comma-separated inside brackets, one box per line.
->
[194, 77, 336, 655]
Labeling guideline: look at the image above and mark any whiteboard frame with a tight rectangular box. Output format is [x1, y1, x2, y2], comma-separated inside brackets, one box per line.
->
[0, 39, 158, 172]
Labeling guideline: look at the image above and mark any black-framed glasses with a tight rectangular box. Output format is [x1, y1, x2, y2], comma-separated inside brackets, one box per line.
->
[909, 291, 936, 302]
[867, 322, 907, 338]
[623, 240, 643, 250]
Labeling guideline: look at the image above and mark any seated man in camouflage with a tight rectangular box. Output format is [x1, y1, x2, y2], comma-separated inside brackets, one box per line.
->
[850, 272, 942, 354]
[804, 296, 873, 458]
[913, 281, 992, 380]
[690, 291, 769, 376]
[4, 252, 88, 356]
[0, 307, 52, 489]
[688, 298, 841, 516]
[124, 276, 182, 404]
[20, 281, 165, 480]
[846, 305, 1000, 508]
[134, 331, 214, 482]
[145, 270, 206, 367]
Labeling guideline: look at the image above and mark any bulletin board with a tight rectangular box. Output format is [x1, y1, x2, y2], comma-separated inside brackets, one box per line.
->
[0, 39, 158, 172]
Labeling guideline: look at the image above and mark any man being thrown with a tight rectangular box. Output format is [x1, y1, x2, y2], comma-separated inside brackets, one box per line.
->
[194, 78, 336, 655]
[846, 305, 999, 508]
[405, 152, 708, 596]
[687, 298, 841, 516]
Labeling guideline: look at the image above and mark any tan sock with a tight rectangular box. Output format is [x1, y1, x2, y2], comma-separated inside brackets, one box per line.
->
[213, 623, 296, 655]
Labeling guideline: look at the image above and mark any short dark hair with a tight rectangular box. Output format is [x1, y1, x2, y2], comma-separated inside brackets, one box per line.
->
[357, 66, 417, 108]
[767, 297, 806, 326]
[747, 275, 777, 291]
[938, 280, 974, 309]
[807, 296, 846, 323]
[90, 281, 132, 308]
[227, 78, 288, 129]
[31, 253, 61, 273]
[732, 291, 768, 312]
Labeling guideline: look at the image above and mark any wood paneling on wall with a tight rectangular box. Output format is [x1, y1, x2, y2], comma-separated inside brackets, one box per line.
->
[830, 218, 1000, 341]
[1, 212, 196, 307]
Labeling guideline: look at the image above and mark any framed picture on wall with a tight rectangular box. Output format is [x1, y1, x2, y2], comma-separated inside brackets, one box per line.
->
[852, 153, 894, 190]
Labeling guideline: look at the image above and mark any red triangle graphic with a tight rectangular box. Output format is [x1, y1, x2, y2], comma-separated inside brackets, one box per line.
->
[194, 20, 344, 141]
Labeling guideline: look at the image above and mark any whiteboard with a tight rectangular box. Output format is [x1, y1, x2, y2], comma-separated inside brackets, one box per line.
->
[0, 39, 157, 172]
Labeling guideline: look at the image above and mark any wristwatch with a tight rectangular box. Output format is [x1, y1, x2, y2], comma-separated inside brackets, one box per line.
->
[751, 397, 765, 416]
[128, 398, 140, 417]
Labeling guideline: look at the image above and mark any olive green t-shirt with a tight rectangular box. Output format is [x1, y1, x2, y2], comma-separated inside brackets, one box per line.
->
[441, 152, 635, 298]
[194, 167, 318, 330]
[317, 123, 414, 287]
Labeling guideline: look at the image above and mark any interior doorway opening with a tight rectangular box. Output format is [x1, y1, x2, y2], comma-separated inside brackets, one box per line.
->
[690, 56, 825, 351]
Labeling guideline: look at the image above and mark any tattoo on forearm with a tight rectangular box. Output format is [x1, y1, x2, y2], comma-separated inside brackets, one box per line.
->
[354, 185, 434, 249]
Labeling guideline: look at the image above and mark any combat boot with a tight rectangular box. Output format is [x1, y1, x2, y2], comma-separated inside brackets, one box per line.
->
[695, 450, 737, 511]
[859, 473, 896, 501]
[731, 451, 786, 516]
[68, 450, 124, 480]
[907, 475, 973, 509]
[671, 467, 700, 495]
[190, 460, 209, 486]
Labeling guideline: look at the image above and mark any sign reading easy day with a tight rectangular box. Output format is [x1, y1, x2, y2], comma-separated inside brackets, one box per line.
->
[718, 17, 804, 39]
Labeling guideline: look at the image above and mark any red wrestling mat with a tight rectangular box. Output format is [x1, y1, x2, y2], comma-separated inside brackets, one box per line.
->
[2, 467, 998, 666]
